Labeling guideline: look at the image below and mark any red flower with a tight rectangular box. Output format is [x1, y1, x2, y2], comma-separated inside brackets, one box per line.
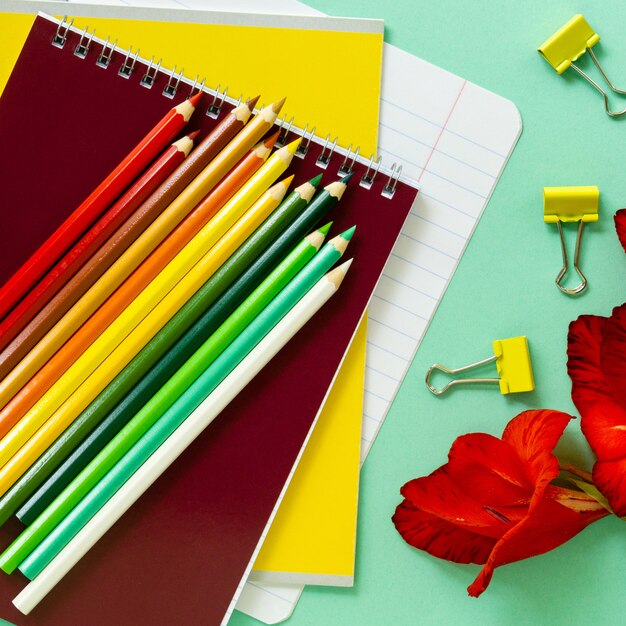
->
[614, 209, 626, 253]
[392, 410, 608, 597]
[567, 304, 626, 517]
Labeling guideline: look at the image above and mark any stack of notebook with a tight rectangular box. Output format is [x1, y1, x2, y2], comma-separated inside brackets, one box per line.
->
[0, 3, 521, 624]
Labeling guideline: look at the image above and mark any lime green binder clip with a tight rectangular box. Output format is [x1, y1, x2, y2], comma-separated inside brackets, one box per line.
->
[544, 186, 599, 296]
[538, 14, 626, 117]
[425, 337, 535, 396]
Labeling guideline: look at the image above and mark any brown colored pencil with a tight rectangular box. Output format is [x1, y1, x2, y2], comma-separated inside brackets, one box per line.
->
[0, 97, 259, 398]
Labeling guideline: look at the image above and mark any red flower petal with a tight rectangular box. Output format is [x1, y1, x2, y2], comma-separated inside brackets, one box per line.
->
[615, 209, 626, 253]
[568, 314, 626, 458]
[392, 499, 496, 564]
[593, 458, 626, 517]
[467, 489, 609, 597]
[501, 410, 572, 483]
[601, 304, 626, 418]
[447, 433, 534, 506]
[400, 468, 509, 539]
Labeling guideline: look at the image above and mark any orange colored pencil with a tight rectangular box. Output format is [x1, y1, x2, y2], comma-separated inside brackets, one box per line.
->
[0, 94, 201, 321]
[0, 133, 279, 439]
[0, 133, 198, 352]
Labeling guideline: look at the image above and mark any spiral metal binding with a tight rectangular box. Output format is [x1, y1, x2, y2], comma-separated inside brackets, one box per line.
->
[96, 36, 117, 69]
[276, 116, 295, 148]
[207, 85, 228, 118]
[74, 27, 95, 58]
[339, 144, 360, 177]
[163, 66, 184, 98]
[189, 75, 206, 98]
[360, 154, 382, 189]
[383, 163, 402, 199]
[49, 16, 412, 199]
[119, 48, 140, 79]
[296, 124, 316, 158]
[140, 57, 162, 88]
[52, 17, 73, 48]
[316, 134, 338, 169]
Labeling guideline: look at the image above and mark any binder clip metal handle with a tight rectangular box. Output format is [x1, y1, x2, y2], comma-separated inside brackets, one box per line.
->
[425, 337, 535, 396]
[538, 15, 626, 117]
[425, 355, 499, 395]
[544, 186, 599, 296]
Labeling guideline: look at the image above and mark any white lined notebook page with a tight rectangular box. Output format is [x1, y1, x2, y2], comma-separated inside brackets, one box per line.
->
[233, 9, 520, 625]
[40, 1, 521, 623]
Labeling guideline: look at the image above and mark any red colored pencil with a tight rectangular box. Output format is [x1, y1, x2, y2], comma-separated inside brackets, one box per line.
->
[0, 133, 198, 351]
[0, 93, 201, 321]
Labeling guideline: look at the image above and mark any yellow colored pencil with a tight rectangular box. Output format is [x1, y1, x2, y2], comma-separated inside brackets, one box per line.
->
[0, 140, 298, 473]
[0, 176, 293, 495]
[0, 99, 285, 410]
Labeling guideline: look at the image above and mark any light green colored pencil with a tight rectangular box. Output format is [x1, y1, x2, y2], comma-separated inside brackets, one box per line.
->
[12, 259, 353, 616]
[1, 225, 354, 576]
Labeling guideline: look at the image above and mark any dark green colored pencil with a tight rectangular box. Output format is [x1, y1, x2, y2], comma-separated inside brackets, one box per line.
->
[11, 174, 351, 526]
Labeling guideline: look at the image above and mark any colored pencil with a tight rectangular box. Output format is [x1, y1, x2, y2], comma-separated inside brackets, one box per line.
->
[0, 134, 198, 352]
[12, 260, 351, 615]
[0, 133, 277, 438]
[0, 97, 257, 389]
[0, 176, 293, 495]
[20, 247, 352, 582]
[0, 98, 282, 407]
[0, 143, 296, 481]
[0, 95, 201, 322]
[1, 229, 353, 578]
[7, 183, 326, 527]
[9, 174, 349, 525]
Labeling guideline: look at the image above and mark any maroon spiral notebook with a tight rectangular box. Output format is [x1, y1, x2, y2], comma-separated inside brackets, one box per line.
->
[0, 14, 417, 625]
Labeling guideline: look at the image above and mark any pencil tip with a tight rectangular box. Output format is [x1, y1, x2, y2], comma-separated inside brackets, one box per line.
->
[284, 138, 302, 155]
[187, 129, 201, 141]
[188, 92, 203, 107]
[281, 174, 295, 187]
[265, 130, 280, 147]
[341, 172, 354, 184]
[246, 95, 260, 110]
[340, 225, 356, 241]
[309, 173, 323, 187]
[272, 97, 287, 113]
[327, 258, 353, 288]
[318, 222, 333, 235]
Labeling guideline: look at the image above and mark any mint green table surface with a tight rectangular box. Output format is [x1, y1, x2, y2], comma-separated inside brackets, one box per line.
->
[229, 1, 626, 625]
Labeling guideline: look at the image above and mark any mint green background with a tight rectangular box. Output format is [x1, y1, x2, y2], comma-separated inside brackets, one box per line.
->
[228, 1, 626, 625]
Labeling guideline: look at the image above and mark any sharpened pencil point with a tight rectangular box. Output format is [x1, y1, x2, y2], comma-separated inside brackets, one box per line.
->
[340, 225, 356, 241]
[318, 222, 333, 235]
[246, 95, 260, 110]
[187, 130, 201, 141]
[327, 258, 353, 288]
[265, 130, 280, 147]
[341, 173, 354, 184]
[272, 97, 287, 113]
[309, 173, 323, 187]
[188, 92, 203, 108]
[285, 138, 302, 155]
[280, 174, 295, 188]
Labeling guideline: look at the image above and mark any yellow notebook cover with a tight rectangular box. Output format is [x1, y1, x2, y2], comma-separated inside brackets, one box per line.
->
[0, 4, 377, 584]
[0, 3, 382, 155]
[251, 315, 367, 585]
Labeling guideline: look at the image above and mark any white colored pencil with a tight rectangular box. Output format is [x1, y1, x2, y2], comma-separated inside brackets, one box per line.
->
[13, 260, 352, 616]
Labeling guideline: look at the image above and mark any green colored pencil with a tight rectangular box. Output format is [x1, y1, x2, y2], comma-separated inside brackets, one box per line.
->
[0, 176, 321, 527]
[12, 175, 350, 527]
[1, 226, 354, 575]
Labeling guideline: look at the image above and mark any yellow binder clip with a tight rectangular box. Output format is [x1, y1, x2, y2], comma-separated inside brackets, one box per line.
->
[538, 15, 626, 117]
[544, 186, 599, 296]
[425, 336, 534, 396]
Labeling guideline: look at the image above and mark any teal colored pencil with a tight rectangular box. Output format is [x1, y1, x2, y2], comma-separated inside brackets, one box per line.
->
[0, 176, 322, 528]
[2, 226, 354, 576]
